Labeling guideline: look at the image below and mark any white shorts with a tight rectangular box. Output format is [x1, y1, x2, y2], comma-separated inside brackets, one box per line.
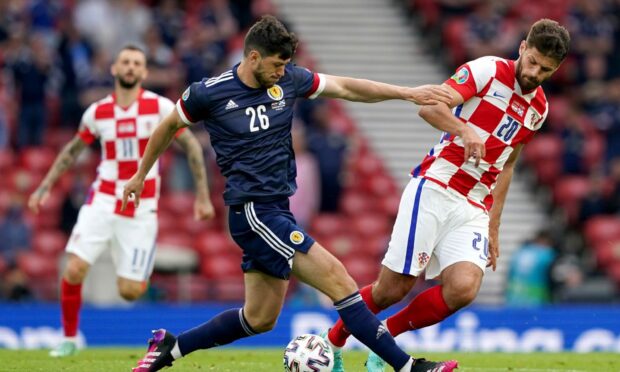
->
[66, 197, 158, 282]
[381, 177, 489, 279]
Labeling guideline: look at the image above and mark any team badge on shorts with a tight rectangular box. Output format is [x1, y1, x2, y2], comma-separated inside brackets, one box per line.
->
[451, 67, 469, 84]
[267, 84, 284, 101]
[182, 87, 190, 101]
[290, 231, 305, 245]
[418, 252, 430, 268]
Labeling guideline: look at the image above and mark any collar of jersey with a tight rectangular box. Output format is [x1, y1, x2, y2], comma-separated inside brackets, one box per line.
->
[233, 63, 262, 91]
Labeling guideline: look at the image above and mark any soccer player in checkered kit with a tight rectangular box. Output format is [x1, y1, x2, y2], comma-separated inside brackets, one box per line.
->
[124, 15, 460, 372]
[323, 19, 571, 372]
[28, 45, 215, 358]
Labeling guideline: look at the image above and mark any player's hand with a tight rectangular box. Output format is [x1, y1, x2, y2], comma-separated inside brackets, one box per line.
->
[194, 198, 216, 220]
[122, 174, 145, 211]
[460, 126, 485, 167]
[487, 227, 499, 271]
[408, 85, 453, 106]
[28, 186, 50, 214]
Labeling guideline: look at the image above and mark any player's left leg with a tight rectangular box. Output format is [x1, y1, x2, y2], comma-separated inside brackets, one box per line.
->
[112, 212, 158, 301]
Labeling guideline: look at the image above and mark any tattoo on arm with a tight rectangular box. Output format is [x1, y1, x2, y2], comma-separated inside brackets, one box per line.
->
[176, 132, 209, 198]
[39, 137, 87, 192]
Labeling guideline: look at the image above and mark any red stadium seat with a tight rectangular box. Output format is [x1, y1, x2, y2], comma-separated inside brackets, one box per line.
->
[340, 190, 376, 216]
[159, 192, 196, 218]
[523, 134, 563, 165]
[20, 147, 56, 174]
[195, 231, 238, 258]
[16, 252, 58, 279]
[533, 158, 563, 186]
[553, 176, 590, 223]
[0, 149, 14, 173]
[594, 240, 620, 269]
[310, 213, 349, 237]
[320, 233, 362, 258]
[32, 229, 68, 256]
[584, 216, 620, 246]
[582, 134, 605, 172]
[200, 253, 242, 279]
[210, 277, 245, 302]
[341, 255, 379, 287]
[0, 255, 7, 275]
[351, 213, 391, 239]
[157, 232, 194, 250]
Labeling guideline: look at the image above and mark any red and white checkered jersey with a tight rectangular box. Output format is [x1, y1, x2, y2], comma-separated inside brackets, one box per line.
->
[412, 56, 548, 211]
[77, 89, 178, 217]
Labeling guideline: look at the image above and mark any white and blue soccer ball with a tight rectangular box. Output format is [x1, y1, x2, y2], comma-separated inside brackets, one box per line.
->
[283, 334, 334, 372]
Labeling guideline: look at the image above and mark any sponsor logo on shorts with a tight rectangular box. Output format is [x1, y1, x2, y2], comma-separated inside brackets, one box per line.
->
[418, 252, 430, 268]
[290, 231, 305, 245]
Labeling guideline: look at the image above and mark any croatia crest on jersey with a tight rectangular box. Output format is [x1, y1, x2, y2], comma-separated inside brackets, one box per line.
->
[267, 85, 284, 100]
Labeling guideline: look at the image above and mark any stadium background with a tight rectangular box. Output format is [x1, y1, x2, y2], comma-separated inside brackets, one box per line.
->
[0, 0, 619, 353]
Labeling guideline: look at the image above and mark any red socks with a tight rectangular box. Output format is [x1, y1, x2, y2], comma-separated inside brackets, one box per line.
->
[328, 284, 382, 347]
[60, 278, 82, 337]
[386, 285, 453, 337]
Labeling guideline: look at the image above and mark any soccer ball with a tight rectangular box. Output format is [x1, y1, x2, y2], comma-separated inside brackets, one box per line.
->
[283, 334, 334, 372]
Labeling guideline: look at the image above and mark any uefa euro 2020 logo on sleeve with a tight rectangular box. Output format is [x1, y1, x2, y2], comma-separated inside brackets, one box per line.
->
[182, 87, 190, 101]
[451, 67, 469, 85]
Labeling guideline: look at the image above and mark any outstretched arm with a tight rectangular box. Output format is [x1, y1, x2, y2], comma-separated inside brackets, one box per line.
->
[28, 136, 88, 214]
[319, 74, 452, 105]
[418, 84, 486, 166]
[122, 109, 187, 210]
[487, 144, 523, 271]
[174, 130, 215, 220]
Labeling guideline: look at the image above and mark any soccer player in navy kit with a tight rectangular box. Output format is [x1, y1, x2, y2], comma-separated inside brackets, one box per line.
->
[124, 15, 458, 372]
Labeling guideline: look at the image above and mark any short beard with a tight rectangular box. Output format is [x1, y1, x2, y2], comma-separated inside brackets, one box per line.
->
[253, 68, 273, 88]
[118, 76, 139, 89]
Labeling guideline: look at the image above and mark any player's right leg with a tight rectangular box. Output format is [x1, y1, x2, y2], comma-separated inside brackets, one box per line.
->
[51, 204, 111, 358]
[132, 271, 288, 372]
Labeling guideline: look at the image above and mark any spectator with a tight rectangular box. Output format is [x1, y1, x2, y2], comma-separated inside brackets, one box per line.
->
[306, 100, 348, 212]
[0, 199, 31, 266]
[578, 171, 612, 224]
[506, 230, 557, 306]
[289, 122, 320, 228]
[60, 173, 89, 235]
[559, 107, 587, 174]
[153, 0, 186, 48]
[2, 267, 33, 302]
[8, 33, 54, 148]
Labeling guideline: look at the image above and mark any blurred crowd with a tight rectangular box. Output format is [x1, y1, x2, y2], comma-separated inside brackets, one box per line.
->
[406, 0, 620, 303]
[0, 0, 361, 302]
[1, 0, 618, 305]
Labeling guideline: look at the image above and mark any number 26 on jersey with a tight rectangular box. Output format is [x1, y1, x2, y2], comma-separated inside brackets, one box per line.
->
[246, 105, 270, 132]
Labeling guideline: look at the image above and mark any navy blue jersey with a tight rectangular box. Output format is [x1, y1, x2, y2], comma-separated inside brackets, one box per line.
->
[176, 63, 324, 205]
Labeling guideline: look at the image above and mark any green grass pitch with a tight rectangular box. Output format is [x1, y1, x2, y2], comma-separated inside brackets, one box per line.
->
[0, 349, 618, 371]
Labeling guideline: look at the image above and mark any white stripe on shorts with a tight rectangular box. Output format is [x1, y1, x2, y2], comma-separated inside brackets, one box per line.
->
[244, 202, 295, 259]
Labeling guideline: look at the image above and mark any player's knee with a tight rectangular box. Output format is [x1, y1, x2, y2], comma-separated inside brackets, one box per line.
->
[246, 313, 278, 333]
[444, 279, 479, 310]
[118, 283, 145, 301]
[64, 260, 89, 284]
[327, 261, 358, 296]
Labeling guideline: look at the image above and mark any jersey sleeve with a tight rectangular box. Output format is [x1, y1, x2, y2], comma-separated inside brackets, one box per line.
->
[290, 64, 326, 99]
[444, 57, 496, 102]
[159, 96, 187, 138]
[76, 104, 98, 145]
[176, 80, 210, 125]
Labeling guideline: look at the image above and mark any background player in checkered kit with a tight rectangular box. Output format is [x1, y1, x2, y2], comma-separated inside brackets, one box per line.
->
[124, 15, 459, 372]
[27, 45, 215, 358]
[324, 19, 571, 372]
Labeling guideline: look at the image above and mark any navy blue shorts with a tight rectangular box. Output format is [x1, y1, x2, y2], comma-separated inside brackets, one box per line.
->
[228, 198, 315, 279]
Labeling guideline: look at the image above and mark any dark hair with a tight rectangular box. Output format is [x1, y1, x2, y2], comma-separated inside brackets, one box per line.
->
[526, 19, 570, 62]
[244, 15, 298, 59]
[116, 44, 146, 60]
